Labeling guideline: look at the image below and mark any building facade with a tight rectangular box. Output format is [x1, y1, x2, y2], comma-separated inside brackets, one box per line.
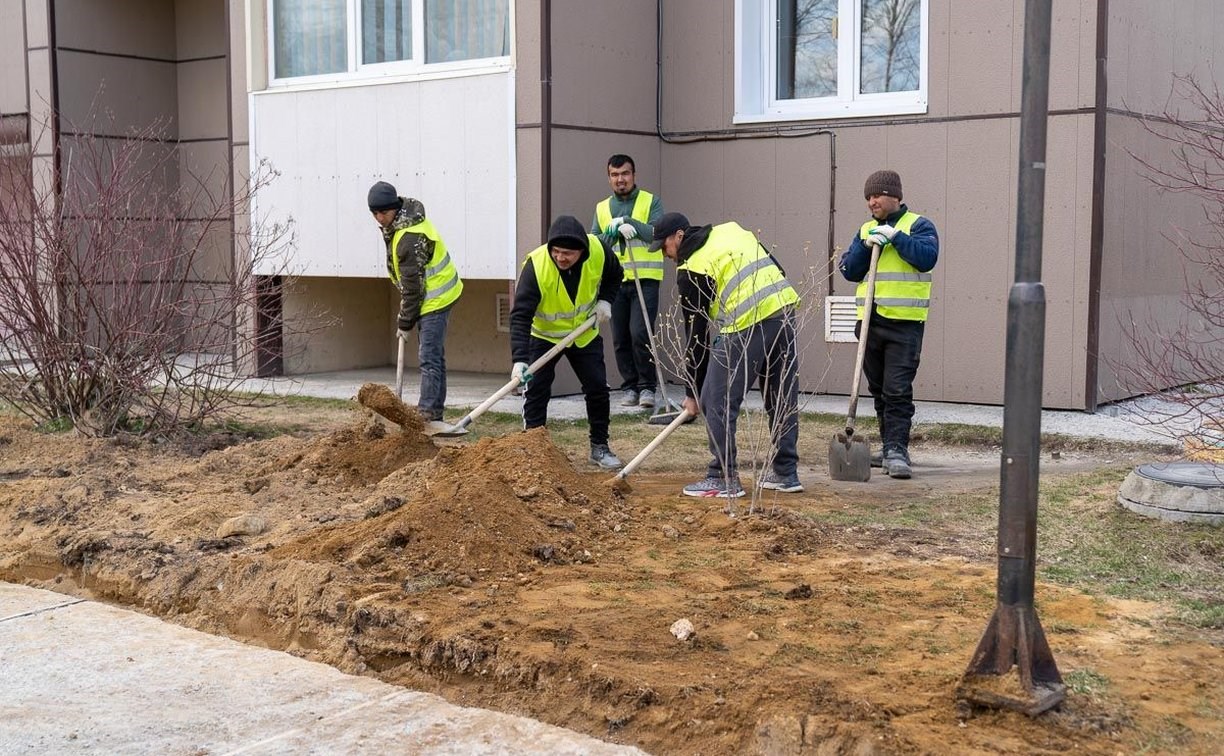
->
[1, 0, 1218, 409]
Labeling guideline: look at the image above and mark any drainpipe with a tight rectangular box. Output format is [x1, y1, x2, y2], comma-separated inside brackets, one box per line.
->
[540, 0, 552, 239]
[1084, 0, 1109, 412]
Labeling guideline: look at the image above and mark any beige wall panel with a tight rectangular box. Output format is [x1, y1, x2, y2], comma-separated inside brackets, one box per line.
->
[56, 52, 178, 135]
[548, 0, 657, 132]
[391, 280, 513, 372]
[282, 276, 390, 373]
[26, 50, 52, 154]
[177, 59, 227, 141]
[514, 0, 540, 124]
[1046, 0, 1094, 112]
[55, 0, 175, 60]
[514, 129, 542, 257]
[1, 0, 28, 114]
[549, 130, 662, 228]
[176, 0, 226, 60]
[938, 118, 1014, 403]
[179, 139, 230, 219]
[659, 0, 728, 133]
[229, 0, 247, 144]
[178, 220, 234, 284]
[24, 0, 47, 49]
[924, 0, 950, 117]
[945, 0, 1017, 116]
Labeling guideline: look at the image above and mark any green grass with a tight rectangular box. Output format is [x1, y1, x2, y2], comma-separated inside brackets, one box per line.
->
[1064, 668, 1112, 697]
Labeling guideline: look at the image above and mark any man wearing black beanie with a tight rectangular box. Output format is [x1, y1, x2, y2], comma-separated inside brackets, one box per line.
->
[837, 170, 940, 479]
[368, 180, 464, 423]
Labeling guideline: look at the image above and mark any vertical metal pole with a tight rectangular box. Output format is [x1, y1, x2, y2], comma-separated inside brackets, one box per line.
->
[957, 0, 1065, 716]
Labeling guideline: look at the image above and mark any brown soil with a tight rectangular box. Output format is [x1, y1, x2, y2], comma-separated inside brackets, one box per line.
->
[0, 407, 1220, 755]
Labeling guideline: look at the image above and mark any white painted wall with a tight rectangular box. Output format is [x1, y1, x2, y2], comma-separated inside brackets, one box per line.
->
[249, 71, 516, 280]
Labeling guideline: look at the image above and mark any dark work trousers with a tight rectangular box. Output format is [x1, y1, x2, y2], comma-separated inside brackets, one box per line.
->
[611, 279, 660, 392]
[698, 313, 800, 480]
[856, 312, 925, 459]
[522, 334, 611, 445]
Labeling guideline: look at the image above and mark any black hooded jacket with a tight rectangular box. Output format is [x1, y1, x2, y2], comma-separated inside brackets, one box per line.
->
[509, 215, 622, 362]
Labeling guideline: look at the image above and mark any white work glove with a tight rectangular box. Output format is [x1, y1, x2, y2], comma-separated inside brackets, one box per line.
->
[602, 217, 625, 238]
[397, 328, 412, 341]
[511, 361, 531, 385]
[867, 224, 896, 248]
[595, 299, 613, 324]
[617, 222, 637, 241]
[866, 231, 890, 248]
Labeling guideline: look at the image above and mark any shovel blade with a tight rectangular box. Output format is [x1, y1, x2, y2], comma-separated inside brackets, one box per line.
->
[423, 420, 464, 437]
[828, 432, 872, 482]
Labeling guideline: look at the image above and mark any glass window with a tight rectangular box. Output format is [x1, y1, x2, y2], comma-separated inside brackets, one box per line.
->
[425, 0, 510, 64]
[270, 0, 509, 83]
[362, 0, 413, 65]
[273, 0, 348, 79]
[738, 0, 927, 122]
[859, 0, 921, 94]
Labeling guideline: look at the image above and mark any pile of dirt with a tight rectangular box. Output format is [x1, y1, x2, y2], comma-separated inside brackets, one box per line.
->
[277, 427, 626, 580]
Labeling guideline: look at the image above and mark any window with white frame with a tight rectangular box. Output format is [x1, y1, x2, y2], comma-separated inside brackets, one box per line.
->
[270, 0, 510, 83]
[736, 0, 927, 122]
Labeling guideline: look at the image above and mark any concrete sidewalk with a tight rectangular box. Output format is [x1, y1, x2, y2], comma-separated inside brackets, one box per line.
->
[0, 583, 643, 755]
[239, 367, 1179, 446]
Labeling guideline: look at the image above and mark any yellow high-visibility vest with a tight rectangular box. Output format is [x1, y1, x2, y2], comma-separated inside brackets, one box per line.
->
[856, 212, 930, 321]
[389, 219, 464, 315]
[525, 233, 605, 347]
[677, 222, 799, 334]
[595, 190, 664, 282]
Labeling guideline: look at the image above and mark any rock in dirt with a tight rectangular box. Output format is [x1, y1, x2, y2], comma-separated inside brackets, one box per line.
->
[217, 514, 268, 539]
[785, 584, 813, 600]
[670, 618, 695, 641]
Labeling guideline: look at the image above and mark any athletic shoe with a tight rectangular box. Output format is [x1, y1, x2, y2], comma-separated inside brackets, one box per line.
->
[870, 451, 883, 468]
[589, 443, 623, 470]
[757, 470, 804, 493]
[682, 476, 746, 498]
[638, 389, 656, 408]
[884, 452, 912, 479]
[619, 389, 640, 407]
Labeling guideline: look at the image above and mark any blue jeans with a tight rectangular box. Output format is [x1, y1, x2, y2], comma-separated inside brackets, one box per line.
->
[415, 307, 451, 421]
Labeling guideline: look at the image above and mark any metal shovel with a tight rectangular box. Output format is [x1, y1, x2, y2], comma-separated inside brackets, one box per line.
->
[828, 241, 882, 482]
[431, 314, 599, 438]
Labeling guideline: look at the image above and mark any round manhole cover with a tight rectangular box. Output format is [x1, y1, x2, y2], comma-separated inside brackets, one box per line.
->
[1134, 462, 1224, 488]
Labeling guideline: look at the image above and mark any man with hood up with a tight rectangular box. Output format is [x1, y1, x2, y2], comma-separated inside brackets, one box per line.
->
[509, 215, 624, 470]
[368, 180, 463, 423]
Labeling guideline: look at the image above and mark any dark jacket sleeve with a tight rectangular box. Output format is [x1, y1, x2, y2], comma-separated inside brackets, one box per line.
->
[677, 270, 716, 398]
[509, 264, 541, 365]
[597, 238, 623, 302]
[839, 233, 871, 283]
[394, 231, 434, 330]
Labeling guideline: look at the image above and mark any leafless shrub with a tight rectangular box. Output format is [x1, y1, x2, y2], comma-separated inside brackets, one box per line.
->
[0, 109, 305, 437]
[656, 240, 833, 512]
[1115, 75, 1224, 453]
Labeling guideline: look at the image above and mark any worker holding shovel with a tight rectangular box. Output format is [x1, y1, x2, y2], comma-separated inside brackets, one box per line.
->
[591, 154, 666, 410]
[652, 213, 802, 498]
[368, 181, 464, 423]
[510, 215, 624, 470]
[838, 170, 940, 479]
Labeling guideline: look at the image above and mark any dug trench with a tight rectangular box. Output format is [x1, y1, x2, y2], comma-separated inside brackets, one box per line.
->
[0, 407, 1221, 755]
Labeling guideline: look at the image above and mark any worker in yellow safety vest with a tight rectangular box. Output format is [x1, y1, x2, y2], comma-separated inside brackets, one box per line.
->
[368, 181, 464, 422]
[509, 215, 625, 470]
[591, 154, 666, 410]
[651, 212, 802, 499]
[837, 170, 940, 480]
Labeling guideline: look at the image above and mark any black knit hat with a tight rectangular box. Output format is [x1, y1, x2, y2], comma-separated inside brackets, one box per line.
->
[367, 181, 402, 212]
[863, 170, 903, 200]
[649, 212, 690, 252]
[546, 215, 589, 251]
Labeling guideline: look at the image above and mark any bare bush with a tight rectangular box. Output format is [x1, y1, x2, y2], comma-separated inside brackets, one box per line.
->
[0, 111, 298, 437]
[656, 241, 832, 512]
[1116, 75, 1224, 452]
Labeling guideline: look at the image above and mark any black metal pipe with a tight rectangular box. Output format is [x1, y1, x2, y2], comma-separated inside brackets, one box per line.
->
[998, 0, 1052, 608]
[540, 0, 552, 240]
[1084, 0, 1110, 411]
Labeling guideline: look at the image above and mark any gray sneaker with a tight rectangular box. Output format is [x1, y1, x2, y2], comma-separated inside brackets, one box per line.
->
[682, 476, 745, 498]
[884, 452, 912, 479]
[589, 443, 622, 470]
[870, 451, 884, 468]
[638, 389, 656, 408]
[619, 389, 640, 407]
[757, 470, 804, 493]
